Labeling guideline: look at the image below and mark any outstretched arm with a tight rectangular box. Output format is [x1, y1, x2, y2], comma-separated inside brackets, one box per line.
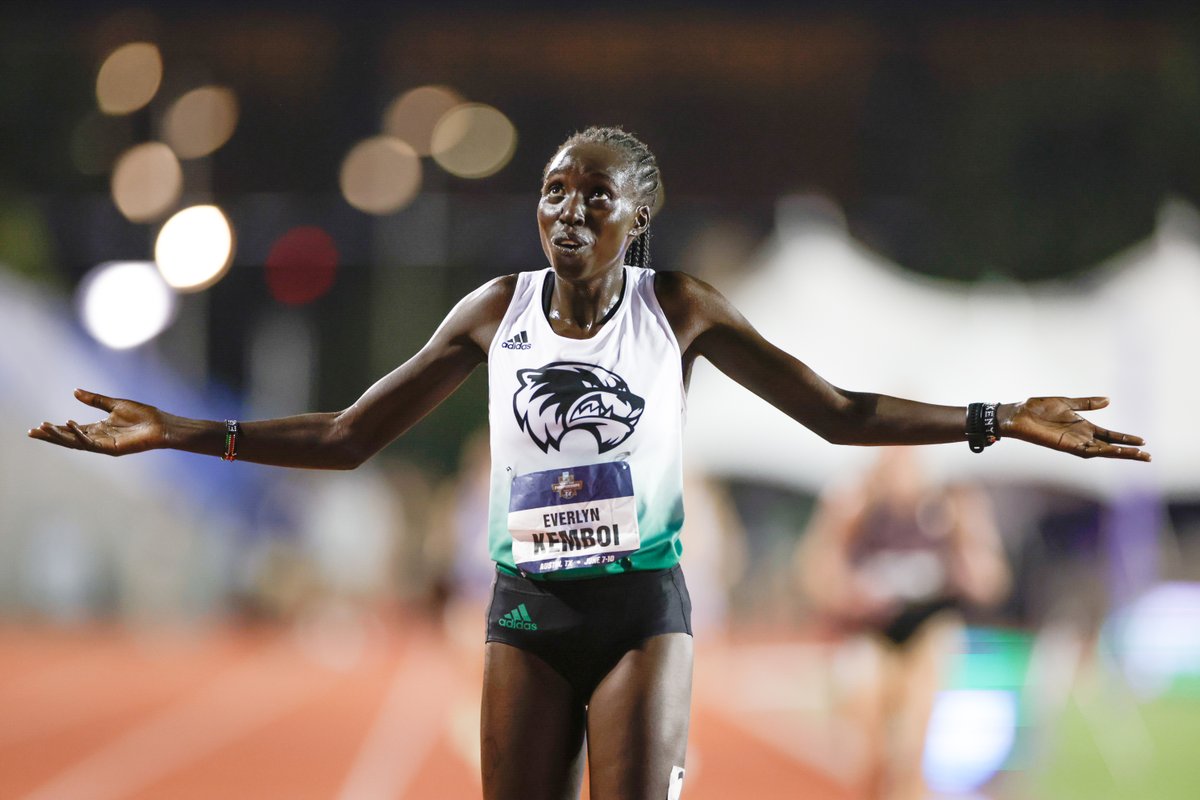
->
[29, 276, 516, 469]
[654, 271, 1149, 461]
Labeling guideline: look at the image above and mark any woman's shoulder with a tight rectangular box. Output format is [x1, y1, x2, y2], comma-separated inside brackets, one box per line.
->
[464, 267, 552, 311]
[650, 269, 731, 323]
[650, 269, 713, 306]
[481, 267, 556, 303]
[645, 270, 733, 355]
[440, 273, 526, 351]
[453, 273, 517, 318]
[475, 272, 522, 303]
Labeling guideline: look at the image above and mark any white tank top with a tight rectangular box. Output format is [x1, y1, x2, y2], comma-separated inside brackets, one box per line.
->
[486, 266, 686, 579]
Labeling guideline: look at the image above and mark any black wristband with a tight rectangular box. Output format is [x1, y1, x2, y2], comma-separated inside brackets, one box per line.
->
[966, 402, 1000, 453]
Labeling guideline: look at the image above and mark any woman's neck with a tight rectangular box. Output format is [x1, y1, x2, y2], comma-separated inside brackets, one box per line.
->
[546, 266, 626, 338]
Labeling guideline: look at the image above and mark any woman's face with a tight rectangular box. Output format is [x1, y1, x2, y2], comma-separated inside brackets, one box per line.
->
[537, 141, 649, 281]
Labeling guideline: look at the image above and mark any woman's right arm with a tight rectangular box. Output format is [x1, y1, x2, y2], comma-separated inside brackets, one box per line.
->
[29, 275, 516, 469]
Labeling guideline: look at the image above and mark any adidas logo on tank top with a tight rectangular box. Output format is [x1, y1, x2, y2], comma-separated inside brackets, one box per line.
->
[500, 330, 532, 350]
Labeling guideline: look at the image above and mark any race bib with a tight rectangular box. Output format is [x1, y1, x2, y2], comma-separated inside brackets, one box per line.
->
[509, 461, 641, 574]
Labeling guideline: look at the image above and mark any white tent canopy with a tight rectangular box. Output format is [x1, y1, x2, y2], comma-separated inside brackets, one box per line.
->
[685, 201, 1200, 498]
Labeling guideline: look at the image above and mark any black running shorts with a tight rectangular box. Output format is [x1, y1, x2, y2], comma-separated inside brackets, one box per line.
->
[878, 597, 960, 647]
[485, 565, 693, 700]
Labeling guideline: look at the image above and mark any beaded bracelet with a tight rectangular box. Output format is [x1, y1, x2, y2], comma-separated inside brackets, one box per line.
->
[223, 419, 239, 461]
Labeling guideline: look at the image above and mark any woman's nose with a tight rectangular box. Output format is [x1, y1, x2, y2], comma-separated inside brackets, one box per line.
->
[559, 192, 585, 224]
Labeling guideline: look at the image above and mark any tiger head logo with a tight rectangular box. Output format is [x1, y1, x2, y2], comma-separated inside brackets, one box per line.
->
[513, 361, 645, 453]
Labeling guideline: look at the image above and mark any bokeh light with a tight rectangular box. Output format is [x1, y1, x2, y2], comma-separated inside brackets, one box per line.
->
[430, 103, 517, 179]
[154, 205, 235, 291]
[77, 261, 177, 349]
[382, 85, 463, 156]
[110, 141, 183, 222]
[95, 42, 162, 115]
[163, 86, 239, 159]
[1116, 581, 1200, 698]
[923, 689, 1018, 793]
[339, 136, 421, 215]
[265, 226, 339, 305]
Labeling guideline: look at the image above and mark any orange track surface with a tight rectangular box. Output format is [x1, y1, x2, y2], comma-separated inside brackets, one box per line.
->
[0, 622, 853, 800]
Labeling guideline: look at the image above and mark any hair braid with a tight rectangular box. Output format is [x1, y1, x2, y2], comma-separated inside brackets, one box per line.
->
[547, 126, 661, 269]
[625, 226, 651, 269]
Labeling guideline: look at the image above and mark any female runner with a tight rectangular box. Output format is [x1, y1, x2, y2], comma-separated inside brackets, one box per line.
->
[29, 126, 1150, 800]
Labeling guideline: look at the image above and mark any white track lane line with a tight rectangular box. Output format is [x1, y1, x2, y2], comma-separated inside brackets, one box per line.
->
[337, 644, 458, 800]
[21, 637, 338, 800]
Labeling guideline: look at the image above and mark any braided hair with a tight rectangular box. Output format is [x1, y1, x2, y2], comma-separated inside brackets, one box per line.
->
[548, 126, 661, 269]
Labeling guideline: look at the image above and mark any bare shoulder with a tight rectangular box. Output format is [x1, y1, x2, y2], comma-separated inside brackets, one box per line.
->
[652, 270, 744, 356]
[464, 273, 519, 320]
[433, 273, 520, 358]
[653, 269, 711, 306]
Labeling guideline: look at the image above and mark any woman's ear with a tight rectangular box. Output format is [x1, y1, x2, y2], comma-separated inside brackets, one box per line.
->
[629, 205, 651, 238]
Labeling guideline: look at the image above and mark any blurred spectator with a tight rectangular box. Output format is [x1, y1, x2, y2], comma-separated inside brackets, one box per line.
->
[795, 447, 1010, 800]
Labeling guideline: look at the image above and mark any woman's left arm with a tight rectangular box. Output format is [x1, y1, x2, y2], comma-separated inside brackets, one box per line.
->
[654, 271, 1150, 461]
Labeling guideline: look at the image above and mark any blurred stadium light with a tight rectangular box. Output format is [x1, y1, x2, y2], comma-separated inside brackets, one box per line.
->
[430, 103, 517, 179]
[924, 689, 1019, 793]
[383, 85, 464, 156]
[163, 86, 239, 159]
[95, 41, 161, 115]
[77, 261, 177, 350]
[264, 226, 339, 305]
[110, 142, 182, 222]
[154, 205, 235, 291]
[1114, 581, 1200, 698]
[339, 136, 422, 215]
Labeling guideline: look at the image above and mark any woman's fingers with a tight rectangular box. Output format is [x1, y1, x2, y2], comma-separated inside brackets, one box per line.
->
[1092, 426, 1146, 446]
[75, 388, 117, 413]
[1097, 443, 1152, 462]
[1023, 396, 1150, 461]
[1073, 437, 1151, 461]
[29, 419, 125, 455]
[31, 422, 83, 449]
[27, 391, 126, 451]
[1065, 396, 1109, 412]
[67, 420, 97, 449]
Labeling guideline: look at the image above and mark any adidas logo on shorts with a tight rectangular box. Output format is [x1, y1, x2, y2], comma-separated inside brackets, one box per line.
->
[501, 331, 532, 350]
[498, 603, 538, 630]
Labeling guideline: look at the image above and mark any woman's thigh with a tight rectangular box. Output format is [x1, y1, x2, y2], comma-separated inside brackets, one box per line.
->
[888, 611, 963, 749]
[585, 633, 694, 800]
[481, 641, 586, 800]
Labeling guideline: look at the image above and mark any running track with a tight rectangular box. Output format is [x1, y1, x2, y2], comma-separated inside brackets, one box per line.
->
[0, 617, 853, 799]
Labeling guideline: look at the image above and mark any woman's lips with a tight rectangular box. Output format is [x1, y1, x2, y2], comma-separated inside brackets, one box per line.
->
[552, 236, 587, 251]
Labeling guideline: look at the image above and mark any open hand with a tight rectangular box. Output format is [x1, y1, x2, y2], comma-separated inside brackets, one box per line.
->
[27, 389, 167, 456]
[1002, 396, 1150, 461]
